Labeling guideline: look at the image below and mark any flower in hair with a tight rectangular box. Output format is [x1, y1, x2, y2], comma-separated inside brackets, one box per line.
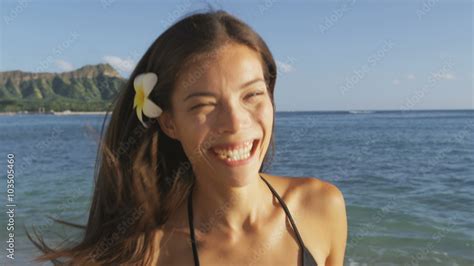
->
[133, 72, 163, 128]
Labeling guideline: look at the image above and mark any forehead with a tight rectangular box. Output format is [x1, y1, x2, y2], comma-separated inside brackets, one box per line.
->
[175, 43, 265, 95]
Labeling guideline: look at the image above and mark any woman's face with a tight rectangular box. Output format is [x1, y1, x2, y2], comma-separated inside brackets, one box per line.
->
[162, 43, 274, 187]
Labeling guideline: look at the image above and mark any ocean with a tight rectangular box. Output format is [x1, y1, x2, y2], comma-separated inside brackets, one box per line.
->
[0, 110, 473, 265]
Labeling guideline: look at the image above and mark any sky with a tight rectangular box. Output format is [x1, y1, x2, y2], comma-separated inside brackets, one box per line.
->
[0, 0, 472, 111]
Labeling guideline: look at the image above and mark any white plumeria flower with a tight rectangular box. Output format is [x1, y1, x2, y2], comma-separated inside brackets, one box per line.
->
[133, 72, 163, 128]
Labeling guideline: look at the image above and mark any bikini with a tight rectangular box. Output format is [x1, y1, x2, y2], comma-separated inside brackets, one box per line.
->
[187, 174, 318, 266]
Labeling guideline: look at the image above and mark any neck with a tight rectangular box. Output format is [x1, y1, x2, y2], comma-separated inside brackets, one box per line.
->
[191, 172, 272, 235]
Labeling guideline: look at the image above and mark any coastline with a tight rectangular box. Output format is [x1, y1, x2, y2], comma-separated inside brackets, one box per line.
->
[0, 111, 108, 116]
[1, 109, 471, 116]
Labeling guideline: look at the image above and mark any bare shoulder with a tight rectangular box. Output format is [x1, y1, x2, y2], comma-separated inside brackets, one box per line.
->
[261, 173, 347, 264]
[297, 176, 348, 265]
[299, 176, 346, 212]
[260, 173, 345, 208]
[288, 175, 347, 228]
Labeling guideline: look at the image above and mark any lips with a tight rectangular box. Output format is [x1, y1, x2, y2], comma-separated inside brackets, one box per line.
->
[211, 139, 255, 151]
[209, 139, 260, 166]
[209, 139, 260, 158]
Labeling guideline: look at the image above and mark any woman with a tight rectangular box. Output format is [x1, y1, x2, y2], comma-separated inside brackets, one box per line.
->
[28, 9, 347, 265]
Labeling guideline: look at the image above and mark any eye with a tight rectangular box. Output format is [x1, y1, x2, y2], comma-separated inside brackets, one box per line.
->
[245, 91, 264, 100]
[190, 102, 215, 110]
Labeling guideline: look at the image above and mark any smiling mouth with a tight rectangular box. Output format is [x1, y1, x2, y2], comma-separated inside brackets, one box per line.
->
[209, 139, 260, 164]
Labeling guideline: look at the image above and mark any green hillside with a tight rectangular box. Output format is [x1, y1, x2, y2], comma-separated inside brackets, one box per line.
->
[0, 63, 126, 112]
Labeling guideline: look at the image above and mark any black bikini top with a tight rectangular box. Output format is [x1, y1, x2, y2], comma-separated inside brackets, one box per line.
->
[187, 174, 318, 266]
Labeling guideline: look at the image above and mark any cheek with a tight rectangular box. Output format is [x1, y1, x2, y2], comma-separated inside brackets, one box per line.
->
[255, 99, 274, 128]
[178, 110, 209, 130]
[175, 113, 209, 148]
[255, 100, 273, 157]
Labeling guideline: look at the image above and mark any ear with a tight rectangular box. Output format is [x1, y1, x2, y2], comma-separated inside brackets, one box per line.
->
[158, 112, 179, 140]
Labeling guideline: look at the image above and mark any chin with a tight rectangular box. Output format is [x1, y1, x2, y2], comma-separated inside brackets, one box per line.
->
[222, 170, 261, 188]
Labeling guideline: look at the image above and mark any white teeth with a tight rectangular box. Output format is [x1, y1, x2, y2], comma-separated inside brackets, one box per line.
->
[212, 140, 254, 161]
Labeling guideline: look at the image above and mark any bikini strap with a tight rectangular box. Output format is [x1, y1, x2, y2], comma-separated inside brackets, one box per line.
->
[187, 183, 200, 266]
[259, 174, 307, 249]
[188, 176, 307, 266]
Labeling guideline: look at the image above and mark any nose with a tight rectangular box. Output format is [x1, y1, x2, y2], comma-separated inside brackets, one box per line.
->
[216, 100, 251, 135]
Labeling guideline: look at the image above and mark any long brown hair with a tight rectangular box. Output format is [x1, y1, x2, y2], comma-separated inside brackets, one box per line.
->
[27, 9, 277, 265]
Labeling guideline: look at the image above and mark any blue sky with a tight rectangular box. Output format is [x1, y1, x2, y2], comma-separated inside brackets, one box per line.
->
[1, 0, 472, 111]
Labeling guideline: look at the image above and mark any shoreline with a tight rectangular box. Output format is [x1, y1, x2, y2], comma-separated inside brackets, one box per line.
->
[0, 109, 472, 116]
[0, 111, 108, 116]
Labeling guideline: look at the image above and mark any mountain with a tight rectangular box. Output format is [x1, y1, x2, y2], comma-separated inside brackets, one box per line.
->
[0, 63, 126, 112]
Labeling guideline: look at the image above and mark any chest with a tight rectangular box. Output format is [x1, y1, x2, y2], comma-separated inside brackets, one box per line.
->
[193, 226, 302, 265]
[155, 220, 308, 266]
[157, 216, 327, 265]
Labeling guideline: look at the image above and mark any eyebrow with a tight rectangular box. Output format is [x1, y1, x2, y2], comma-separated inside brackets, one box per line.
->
[183, 78, 265, 102]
